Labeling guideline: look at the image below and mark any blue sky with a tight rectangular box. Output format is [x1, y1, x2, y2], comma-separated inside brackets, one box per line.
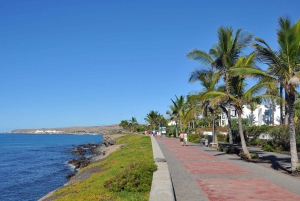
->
[0, 1, 299, 131]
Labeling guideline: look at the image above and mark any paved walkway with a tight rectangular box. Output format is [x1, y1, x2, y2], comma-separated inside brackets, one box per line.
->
[156, 137, 300, 201]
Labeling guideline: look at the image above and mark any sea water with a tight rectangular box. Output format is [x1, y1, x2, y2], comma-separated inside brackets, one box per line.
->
[0, 133, 102, 201]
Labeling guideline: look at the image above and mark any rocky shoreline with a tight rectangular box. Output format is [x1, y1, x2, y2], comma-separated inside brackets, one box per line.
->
[66, 135, 115, 175]
[39, 134, 125, 201]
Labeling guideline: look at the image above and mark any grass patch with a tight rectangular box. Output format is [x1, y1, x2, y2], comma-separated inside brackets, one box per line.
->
[54, 134, 156, 201]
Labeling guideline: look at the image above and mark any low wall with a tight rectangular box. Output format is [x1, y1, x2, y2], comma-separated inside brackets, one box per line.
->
[149, 136, 175, 201]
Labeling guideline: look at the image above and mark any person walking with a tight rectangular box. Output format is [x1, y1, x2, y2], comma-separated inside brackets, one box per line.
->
[179, 132, 184, 146]
[183, 132, 188, 146]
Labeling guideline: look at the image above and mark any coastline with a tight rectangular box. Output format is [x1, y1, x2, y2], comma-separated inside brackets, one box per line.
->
[39, 134, 125, 201]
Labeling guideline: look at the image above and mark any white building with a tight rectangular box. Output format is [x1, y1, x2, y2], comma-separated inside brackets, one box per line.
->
[219, 104, 282, 127]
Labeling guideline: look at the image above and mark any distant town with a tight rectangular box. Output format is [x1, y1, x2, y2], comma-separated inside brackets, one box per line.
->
[2, 124, 122, 135]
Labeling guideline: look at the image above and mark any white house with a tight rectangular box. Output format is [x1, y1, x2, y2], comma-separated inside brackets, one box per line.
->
[219, 104, 282, 127]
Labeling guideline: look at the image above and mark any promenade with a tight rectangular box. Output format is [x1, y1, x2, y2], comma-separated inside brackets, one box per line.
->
[155, 137, 300, 201]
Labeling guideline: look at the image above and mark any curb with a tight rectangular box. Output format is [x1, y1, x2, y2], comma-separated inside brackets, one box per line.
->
[149, 136, 175, 201]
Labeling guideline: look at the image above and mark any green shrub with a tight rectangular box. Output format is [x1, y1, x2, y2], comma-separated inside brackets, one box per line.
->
[225, 146, 240, 155]
[262, 141, 275, 152]
[295, 166, 300, 174]
[217, 145, 224, 152]
[250, 153, 259, 159]
[217, 144, 240, 155]
[104, 162, 157, 192]
[246, 125, 270, 139]
[249, 138, 262, 146]
[188, 134, 201, 143]
[217, 133, 227, 142]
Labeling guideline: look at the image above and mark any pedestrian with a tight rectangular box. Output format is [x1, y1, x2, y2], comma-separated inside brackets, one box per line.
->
[179, 132, 184, 146]
[183, 132, 188, 146]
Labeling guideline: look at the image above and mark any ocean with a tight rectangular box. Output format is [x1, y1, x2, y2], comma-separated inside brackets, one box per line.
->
[0, 133, 103, 201]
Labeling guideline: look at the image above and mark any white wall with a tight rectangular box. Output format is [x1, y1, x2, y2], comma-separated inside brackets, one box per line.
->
[219, 104, 282, 126]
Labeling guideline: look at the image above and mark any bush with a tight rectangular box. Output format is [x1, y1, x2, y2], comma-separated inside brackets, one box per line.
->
[104, 162, 157, 192]
[226, 146, 240, 155]
[250, 153, 259, 159]
[166, 132, 174, 138]
[217, 133, 227, 142]
[218, 144, 240, 155]
[262, 141, 275, 152]
[249, 138, 262, 146]
[188, 134, 201, 143]
[246, 125, 270, 139]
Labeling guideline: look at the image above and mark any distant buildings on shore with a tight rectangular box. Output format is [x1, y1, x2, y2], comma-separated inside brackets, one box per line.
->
[34, 130, 63, 134]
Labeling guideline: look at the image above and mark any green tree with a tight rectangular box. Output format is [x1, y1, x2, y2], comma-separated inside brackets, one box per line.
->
[189, 68, 222, 144]
[169, 95, 186, 137]
[204, 53, 261, 158]
[246, 102, 259, 126]
[230, 17, 300, 172]
[187, 27, 253, 145]
[144, 111, 161, 131]
[129, 117, 138, 132]
[119, 120, 129, 132]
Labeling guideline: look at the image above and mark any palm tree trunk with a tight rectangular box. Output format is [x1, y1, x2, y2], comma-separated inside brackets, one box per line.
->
[251, 110, 254, 126]
[287, 92, 299, 173]
[238, 112, 251, 159]
[280, 84, 284, 125]
[285, 90, 289, 125]
[225, 72, 234, 144]
[180, 118, 183, 132]
[271, 99, 275, 125]
[210, 109, 215, 143]
[214, 117, 218, 147]
[175, 122, 178, 137]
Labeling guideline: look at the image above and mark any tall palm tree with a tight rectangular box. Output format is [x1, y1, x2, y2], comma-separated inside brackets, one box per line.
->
[266, 85, 278, 125]
[204, 53, 262, 158]
[129, 117, 138, 132]
[145, 111, 160, 131]
[170, 95, 186, 136]
[187, 27, 253, 144]
[189, 68, 222, 144]
[230, 17, 300, 172]
[119, 120, 129, 132]
[246, 102, 260, 126]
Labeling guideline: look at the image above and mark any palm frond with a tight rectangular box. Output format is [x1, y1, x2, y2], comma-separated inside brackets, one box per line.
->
[187, 49, 214, 67]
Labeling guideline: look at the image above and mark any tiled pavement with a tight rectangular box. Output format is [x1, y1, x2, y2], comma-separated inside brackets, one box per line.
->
[156, 137, 300, 201]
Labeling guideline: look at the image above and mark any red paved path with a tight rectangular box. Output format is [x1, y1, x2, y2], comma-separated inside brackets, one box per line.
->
[157, 137, 300, 201]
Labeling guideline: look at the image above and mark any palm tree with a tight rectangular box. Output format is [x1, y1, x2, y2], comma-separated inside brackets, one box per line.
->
[145, 111, 160, 131]
[294, 92, 300, 123]
[230, 17, 300, 172]
[246, 102, 260, 126]
[156, 114, 166, 130]
[187, 27, 253, 144]
[119, 120, 129, 132]
[129, 117, 138, 132]
[204, 53, 262, 158]
[169, 95, 186, 136]
[266, 86, 278, 125]
[189, 68, 222, 144]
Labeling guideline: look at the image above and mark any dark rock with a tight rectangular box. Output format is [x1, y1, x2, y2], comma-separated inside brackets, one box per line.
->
[72, 146, 86, 155]
[66, 173, 75, 179]
[102, 137, 115, 147]
[68, 157, 90, 171]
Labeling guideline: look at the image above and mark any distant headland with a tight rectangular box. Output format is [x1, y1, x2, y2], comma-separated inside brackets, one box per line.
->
[9, 124, 122, 134]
